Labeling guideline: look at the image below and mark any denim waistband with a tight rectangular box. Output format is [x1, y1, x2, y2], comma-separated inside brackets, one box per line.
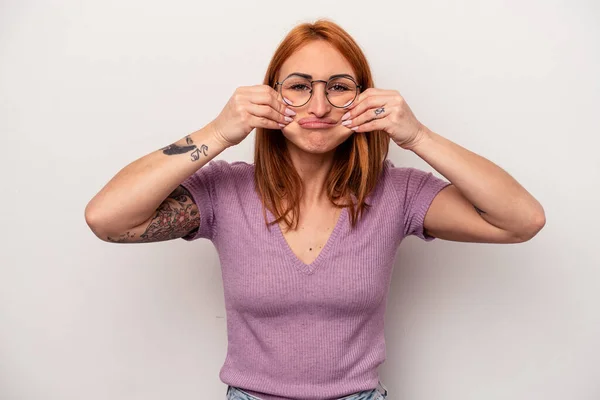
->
[226, 380, 388, 400]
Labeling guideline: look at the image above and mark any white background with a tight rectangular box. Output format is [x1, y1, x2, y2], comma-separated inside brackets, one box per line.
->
[1, 1, 599, 399]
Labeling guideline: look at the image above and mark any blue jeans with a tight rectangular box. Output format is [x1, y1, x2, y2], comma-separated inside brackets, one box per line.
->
[226, 380, 388, 400]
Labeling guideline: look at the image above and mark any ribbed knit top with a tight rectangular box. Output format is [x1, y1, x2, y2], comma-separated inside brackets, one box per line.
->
[180, 158, 450, 400]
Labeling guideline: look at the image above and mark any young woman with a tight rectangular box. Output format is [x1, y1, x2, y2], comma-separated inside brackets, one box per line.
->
[85, 19, 545, 400]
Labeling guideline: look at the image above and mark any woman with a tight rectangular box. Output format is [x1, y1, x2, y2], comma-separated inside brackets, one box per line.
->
[85, 19, 545, 400]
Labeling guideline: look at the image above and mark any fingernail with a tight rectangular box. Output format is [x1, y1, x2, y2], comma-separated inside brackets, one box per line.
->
[284, 116, 293, 122]
[350, 126, 359, 131]
[283, 97, 292, 104]
[341, 120, 352, 126]
[285, 108, 296, 116]
[342, 112, 351, 121]
[278, 123, 286, 128]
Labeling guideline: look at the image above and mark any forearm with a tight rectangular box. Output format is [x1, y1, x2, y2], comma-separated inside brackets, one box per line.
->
[85, 121, 229, 235]
[409, 127, 545, 236]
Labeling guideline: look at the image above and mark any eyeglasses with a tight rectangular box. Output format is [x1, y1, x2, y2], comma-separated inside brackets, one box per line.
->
[274, 73, 362, 108]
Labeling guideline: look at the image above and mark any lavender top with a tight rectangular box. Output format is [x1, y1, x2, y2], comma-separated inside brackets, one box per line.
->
[180, 159, 450, 400]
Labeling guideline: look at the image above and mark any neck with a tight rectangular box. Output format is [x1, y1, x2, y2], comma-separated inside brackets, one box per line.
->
[286, 142, 336, 208]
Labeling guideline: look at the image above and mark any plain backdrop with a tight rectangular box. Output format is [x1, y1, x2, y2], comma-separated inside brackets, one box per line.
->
[1, 1, 599, 399]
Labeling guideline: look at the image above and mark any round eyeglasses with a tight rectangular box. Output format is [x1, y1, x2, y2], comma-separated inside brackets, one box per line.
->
[274, 74, 362, 108]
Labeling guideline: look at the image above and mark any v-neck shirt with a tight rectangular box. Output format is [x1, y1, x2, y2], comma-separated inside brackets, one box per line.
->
[180, 158, 450, 400]
[267, 204, 346, 275]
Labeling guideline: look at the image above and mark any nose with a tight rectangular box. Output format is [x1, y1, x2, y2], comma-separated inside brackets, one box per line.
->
[306, 81, 331, 117]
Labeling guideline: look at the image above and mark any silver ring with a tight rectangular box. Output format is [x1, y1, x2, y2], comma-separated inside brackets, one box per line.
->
[374, 107, 385, 117]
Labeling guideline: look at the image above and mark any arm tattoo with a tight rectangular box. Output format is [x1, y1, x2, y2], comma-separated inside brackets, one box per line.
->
[106, 186, 200, 243]
[161, 135, 209, 162]
[474, 205, 486, 215]
[107, 232, 136, 243]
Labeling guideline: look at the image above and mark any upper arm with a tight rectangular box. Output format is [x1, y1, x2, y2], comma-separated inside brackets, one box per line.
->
[104, 185, 200, 243]
[423, 184, 522, 244]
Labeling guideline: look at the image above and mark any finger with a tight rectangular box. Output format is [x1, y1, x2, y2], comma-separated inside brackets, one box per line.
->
[350, 117, 387, 133]
[247, 103, 292, 126]
[248, 89, 293, 118]
[344, 106, 389, 128]
[254, 85, 290, 110]
[249, 114, 284, 130]
[342, 96, 389, 123]
[347, 88, 394, 110]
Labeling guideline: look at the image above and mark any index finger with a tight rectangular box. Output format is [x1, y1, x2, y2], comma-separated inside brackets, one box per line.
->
[252, 85, 290, 116]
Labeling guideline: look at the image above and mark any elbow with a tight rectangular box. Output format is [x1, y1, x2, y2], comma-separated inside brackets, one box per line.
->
[515, 208, 546, 242]
[84, 203, 112, 241]
[85, 202, 145, 242]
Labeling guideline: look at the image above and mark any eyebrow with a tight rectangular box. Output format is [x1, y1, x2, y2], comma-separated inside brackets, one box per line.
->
[284, 72, 356, 81]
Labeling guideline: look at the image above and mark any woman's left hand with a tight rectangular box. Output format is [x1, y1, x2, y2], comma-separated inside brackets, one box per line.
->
[341, 88, 429, 150]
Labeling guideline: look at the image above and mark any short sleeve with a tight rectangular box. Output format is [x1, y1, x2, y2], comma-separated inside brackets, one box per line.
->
[179, 160, 220, 241]
[386, 160, 451, 241]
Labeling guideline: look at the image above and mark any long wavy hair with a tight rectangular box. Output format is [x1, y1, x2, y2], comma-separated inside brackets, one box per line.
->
[254, 19, 390, 231]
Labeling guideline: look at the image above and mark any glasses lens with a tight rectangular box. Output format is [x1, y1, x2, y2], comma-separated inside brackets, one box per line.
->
[281, 76, 312, 106]
[280, 76, 359, 107]
[327, 77, 358, 107]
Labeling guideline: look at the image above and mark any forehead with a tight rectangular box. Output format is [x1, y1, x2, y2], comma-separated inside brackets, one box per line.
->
[278, 40, 356, 80]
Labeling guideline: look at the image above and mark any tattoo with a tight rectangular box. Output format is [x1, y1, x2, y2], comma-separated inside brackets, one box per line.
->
[190, 144, 209, 161]
[161, 135, 208, 162]
[107, 232, 136, 243]
[138, 186, 199, 242]
[161, 136, 196, 155]
[474, 205, 486, 215]
[106, 186, 200, 243]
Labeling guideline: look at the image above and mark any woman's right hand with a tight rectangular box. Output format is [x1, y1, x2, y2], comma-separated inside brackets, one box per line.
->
[209, 85, 296, 147]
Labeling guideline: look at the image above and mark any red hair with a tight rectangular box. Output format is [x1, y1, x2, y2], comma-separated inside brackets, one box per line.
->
[254, 19, 390, 231]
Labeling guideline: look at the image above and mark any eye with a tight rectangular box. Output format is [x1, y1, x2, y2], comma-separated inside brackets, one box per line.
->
[328, 83, 351, 92]
[290, 84, 311, 91]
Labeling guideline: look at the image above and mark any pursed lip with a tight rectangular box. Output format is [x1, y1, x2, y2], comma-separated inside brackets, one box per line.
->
[297, 117, 338, 128]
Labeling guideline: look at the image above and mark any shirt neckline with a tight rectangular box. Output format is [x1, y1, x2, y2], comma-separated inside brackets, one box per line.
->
[267, 206, 347, 275]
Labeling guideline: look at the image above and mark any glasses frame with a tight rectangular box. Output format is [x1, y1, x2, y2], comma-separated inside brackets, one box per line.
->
[274, 74, 363, 108]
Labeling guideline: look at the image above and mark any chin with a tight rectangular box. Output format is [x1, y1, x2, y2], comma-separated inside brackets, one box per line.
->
[283, 125, 352, 154]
